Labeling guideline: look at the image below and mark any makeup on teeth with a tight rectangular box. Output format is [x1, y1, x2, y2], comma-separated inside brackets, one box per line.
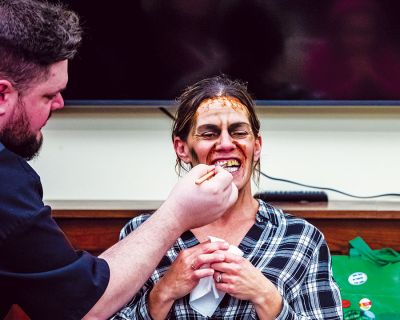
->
[195, 160, 240, 185]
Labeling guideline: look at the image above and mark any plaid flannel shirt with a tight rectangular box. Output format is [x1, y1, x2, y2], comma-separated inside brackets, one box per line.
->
[111, 200, 342, 319]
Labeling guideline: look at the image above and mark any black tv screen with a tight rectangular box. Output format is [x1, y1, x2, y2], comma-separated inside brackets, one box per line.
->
[57, 0, 400, 102]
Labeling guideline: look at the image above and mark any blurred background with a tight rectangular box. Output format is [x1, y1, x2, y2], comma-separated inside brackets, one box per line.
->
[58, 0, 400, 102]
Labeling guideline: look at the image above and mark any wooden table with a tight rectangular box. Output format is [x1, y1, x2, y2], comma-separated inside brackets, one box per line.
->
[6, 200, 399, 319]
[270, 201, 400, 254]
[49, 200, 400, 255]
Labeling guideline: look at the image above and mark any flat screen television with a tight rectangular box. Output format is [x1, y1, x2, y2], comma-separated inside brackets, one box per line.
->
[55, 0, 400, 105]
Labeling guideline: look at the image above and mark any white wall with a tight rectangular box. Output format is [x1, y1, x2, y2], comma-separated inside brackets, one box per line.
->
[30, 105, 400, 203]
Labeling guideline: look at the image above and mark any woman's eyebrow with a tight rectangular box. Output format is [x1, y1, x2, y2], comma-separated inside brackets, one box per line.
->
[228, 122, 251, 130]
[196, 124, 220, 132]
[195, 122, 250, 132]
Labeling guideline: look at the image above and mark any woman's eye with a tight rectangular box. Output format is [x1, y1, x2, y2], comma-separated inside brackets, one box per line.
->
[200, 132, 218, 139]
[231, 131, 249, 138]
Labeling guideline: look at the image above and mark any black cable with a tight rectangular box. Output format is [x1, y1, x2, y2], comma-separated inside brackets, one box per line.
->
[159, 107, 175, 121]
[157, 107, 400, 199]
[258, 170, 400, 199]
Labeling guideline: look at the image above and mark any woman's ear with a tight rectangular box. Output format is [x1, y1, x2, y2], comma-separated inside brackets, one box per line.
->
[253, 134, 262, 162]
[173, 136, 192, 164]
[0, 80, 18, 116]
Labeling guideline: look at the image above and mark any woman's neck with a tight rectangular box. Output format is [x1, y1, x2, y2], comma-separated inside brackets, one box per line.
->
[190, 186, 259, 246]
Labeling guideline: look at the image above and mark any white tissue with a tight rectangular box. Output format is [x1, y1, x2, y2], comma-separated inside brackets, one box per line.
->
[189, 236, 243, 317]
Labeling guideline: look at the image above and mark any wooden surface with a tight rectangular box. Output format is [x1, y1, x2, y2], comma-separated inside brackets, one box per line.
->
[48, 200, 400, 255]
[6, 200, 400, 319]
[269, 201, 400, 254]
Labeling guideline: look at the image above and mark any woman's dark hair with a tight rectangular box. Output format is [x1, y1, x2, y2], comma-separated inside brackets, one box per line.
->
[172, 75, 261, 183]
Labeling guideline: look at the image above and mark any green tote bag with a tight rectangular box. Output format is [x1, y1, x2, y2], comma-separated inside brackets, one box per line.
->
[332, 237, 400, 320]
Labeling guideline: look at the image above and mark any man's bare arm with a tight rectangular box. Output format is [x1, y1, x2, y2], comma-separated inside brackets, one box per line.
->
[83, 165, 238, 319]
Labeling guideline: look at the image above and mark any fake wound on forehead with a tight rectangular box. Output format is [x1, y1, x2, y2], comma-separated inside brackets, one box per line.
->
[197, 96, 249, 113]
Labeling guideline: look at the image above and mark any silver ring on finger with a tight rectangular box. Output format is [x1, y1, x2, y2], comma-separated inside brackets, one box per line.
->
[216, 272, 223, 283]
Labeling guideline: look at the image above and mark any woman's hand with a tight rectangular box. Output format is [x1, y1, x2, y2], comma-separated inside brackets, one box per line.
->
[211, 252, 283, 319]
[148, 240, 229, 319]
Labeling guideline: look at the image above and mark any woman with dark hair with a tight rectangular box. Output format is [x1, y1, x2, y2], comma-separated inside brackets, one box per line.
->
[112, 76, 342, 320]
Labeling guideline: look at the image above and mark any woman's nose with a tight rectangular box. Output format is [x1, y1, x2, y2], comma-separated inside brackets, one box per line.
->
[216, 131, 235, 151]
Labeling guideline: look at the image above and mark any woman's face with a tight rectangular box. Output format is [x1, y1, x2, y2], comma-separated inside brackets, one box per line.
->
[174, 96, 261, 191]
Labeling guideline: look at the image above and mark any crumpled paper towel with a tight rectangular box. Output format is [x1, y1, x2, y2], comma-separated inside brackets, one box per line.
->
[189, 236, 243, 317]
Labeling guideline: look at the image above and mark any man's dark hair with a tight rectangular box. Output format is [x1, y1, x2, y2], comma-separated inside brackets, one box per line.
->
[0, 0, 82, 93]
[172, 75, 261, 183]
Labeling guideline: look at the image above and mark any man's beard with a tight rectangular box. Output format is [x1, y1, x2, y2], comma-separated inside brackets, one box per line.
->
[0, 99, 43, 161]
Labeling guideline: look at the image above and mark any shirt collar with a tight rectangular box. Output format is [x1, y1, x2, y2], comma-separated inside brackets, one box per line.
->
[255, 199, 280, 227]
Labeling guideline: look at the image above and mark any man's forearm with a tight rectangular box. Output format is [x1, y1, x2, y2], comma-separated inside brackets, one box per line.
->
[83, 165, 237, 319]
[83, 205, 182, 319]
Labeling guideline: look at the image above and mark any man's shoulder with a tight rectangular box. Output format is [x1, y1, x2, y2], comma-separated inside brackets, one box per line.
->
[0, 146, 45, 245]
[0, 145, 40, 183]
[0, 146, 43, 204]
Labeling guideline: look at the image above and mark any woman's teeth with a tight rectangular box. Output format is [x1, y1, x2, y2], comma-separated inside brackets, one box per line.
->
[225, 166, 239, 173]
[215, 160, 241, 172]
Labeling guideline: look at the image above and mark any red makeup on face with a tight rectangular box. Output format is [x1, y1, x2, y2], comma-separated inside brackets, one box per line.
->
[187, 96, 261, 191]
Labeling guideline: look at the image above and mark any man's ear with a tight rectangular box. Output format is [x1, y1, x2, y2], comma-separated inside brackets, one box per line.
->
[173, 136, 192, 164]
[254, 134, 262, 163]
[0, 80, 18, 116]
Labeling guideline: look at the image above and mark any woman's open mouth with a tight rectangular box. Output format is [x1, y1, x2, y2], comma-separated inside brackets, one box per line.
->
[213, 159, 241, 173]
